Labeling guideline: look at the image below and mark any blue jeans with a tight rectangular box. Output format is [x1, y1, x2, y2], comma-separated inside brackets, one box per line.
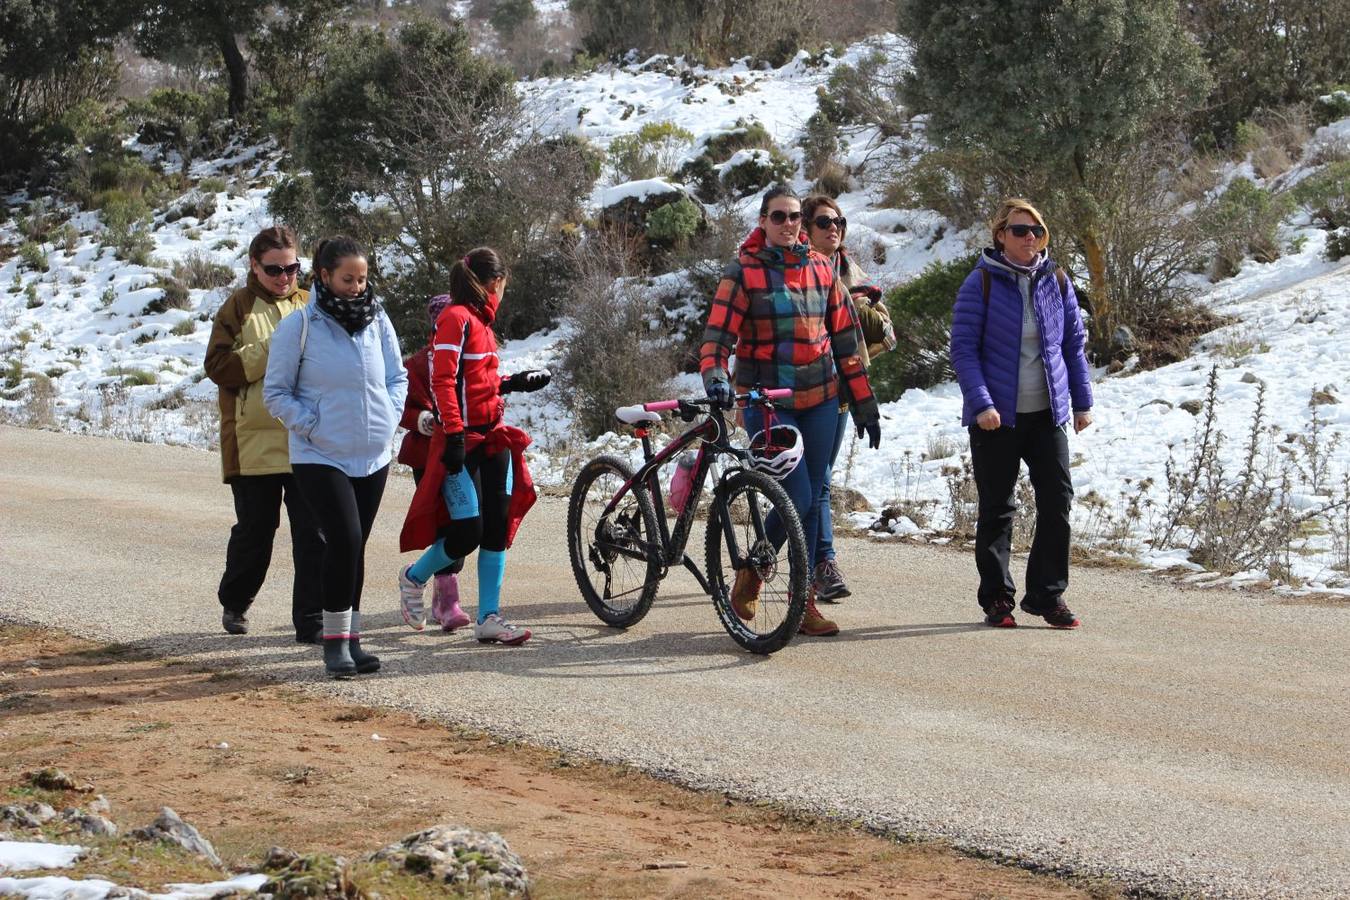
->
[743, 400, 838, 563]
[815, 408, 849, 566]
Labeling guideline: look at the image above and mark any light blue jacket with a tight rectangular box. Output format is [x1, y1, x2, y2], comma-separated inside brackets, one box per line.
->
[263, 302, 408, 477]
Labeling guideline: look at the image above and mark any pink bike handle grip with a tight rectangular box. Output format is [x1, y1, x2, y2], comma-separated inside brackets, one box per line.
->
[763, 388, 792, 400]
[644, 399, 679, 411]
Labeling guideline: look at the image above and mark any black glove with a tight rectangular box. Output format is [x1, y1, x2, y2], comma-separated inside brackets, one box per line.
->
[706, 379, 733, 408]
[440, 431, 466, 474]
[502, 369, 551, 394]
[851, 398, 881, 450]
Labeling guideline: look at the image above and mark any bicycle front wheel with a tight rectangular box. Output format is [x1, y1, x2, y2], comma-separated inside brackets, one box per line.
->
[567, 454, 663, 628]
[705, 467, 808, 654]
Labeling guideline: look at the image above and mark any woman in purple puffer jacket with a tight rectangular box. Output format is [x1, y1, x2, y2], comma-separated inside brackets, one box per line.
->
[949, 198, 1094, 630]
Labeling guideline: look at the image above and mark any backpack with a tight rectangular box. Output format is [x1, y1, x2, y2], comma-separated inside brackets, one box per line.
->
[979, 265, 1068, 307]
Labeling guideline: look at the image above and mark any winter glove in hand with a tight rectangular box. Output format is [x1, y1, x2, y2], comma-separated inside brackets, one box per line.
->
[441, 431, 466, 474]
[850, 284, 883, 305]
[416, 410, 436, 437]
[850, 398, 882, 450]
[502, 369, 552, 394]
[706, 379, 733, 408]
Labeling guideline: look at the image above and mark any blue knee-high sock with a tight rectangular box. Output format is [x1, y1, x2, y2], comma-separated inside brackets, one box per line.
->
[477, 549, 505, 623]
[409, 538, 456, 585]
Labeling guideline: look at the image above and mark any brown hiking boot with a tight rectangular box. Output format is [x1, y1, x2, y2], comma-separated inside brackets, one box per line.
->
[730, 567, 761, 620]
[798, 593, 839, 637]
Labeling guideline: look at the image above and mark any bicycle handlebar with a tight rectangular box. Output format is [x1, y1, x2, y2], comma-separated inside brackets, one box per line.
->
[641, 387, 790, 413]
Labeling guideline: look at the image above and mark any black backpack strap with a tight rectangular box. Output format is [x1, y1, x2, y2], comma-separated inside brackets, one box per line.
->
[981, 268, 990, 306]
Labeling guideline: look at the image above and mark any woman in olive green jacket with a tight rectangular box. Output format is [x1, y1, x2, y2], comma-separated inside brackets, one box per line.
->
[801, 195, 897, 603]
[204, 225, 323, 643]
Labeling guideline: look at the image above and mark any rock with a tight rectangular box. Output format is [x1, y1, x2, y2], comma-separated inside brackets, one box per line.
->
[1240, 371, 1262, 384]
[828, 485, 870, 515]
[1107, 359, 1125, 374]
[597, 180, 700, 236]
[89, 795, 111, 816]
[1310, 390, 1338, 406]
[260, 851, 360, 899]
[131, 807, 222, 867]
[0, 805, 44, 830]
[61, 807, 118, 836]
[1179, 399, 1204, 415]
[371, 825, 529, 896]
[25, 802, 57, 824]
[1111, 324, 1136, 354]
[26, 767, 92, 793]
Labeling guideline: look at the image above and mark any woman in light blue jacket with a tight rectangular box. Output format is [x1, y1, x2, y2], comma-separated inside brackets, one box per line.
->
[264, 236, 408, 678]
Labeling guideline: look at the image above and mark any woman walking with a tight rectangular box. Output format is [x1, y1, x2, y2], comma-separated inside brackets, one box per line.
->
[264, 236, 408, 677]
[801, 194, 896, 603]
[700, 184, 882, 637]
[204, 225, 324, 643]
[949, 199, 1093, 629]
[397, 247, 550, 646]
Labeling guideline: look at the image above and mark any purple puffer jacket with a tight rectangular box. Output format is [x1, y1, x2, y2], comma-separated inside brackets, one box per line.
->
[950, 249, 1093, 428]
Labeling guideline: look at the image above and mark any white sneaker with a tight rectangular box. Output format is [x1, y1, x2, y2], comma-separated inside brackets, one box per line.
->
[473, 613, 531, 646]
[398, 565, 426, 631]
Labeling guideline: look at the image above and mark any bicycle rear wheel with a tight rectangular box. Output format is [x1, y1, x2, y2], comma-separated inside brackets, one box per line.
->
[705, 467, 808, 654]
[567, 455, 663, 627]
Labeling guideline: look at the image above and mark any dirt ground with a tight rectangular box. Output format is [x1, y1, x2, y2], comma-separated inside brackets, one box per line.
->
[0, 625, 1118, 899]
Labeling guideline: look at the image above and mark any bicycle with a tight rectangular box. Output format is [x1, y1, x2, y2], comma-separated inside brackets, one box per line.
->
[566, 386, 810, 654]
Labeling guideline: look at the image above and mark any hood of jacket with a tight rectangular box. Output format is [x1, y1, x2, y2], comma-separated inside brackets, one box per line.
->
[738, 226, 812, 269]
[978, 247, 1051, 282]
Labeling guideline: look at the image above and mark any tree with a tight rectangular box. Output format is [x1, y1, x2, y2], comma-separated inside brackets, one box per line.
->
[568, 0, 822, 64]
[282, 19, 600, 339]
[896, 0, 1209, 327]
[135, 0, 269, 118]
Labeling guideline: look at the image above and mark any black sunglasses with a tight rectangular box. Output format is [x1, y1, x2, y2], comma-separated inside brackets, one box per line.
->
[260, 262, 302, 277]
[767, 210, 804, 225]
[812, 214, 847, 231]
[1005, 223, 1046, 239]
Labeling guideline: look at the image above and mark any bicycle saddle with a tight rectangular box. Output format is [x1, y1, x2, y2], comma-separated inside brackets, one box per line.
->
[615, 404, 662, 425]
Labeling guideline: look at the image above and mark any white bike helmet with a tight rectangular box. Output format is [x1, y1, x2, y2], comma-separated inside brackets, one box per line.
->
[747, 424, 804, 479]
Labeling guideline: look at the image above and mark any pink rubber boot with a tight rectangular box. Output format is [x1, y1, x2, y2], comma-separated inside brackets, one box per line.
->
[433, 573, 470, 631]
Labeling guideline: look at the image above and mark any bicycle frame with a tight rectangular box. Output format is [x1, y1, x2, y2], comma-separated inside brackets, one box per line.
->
[599, 390, 788, 592]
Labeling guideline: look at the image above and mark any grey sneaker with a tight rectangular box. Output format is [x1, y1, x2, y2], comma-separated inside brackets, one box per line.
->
[398, 564, 427, 631]
[812, 559, 850, 602]
[221, 609, 249, 635]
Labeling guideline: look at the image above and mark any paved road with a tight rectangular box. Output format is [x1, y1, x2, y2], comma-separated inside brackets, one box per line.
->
[2, 425, 1347, 898]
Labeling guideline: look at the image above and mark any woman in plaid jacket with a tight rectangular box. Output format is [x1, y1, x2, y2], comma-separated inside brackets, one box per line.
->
[699, 184, 881, 637]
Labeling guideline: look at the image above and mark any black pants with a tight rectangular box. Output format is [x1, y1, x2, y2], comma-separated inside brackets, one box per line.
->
[218, 473, 325, 636]
[291, 463, 389, 613]
[438, 446, 511, 559]
[969, 409, 1073, 608]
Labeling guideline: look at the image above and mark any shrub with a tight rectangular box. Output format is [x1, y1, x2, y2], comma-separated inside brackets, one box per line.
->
[170, 317, 197, 336]
[719, 148, 796, 199]
[1326, 227, 1350, 261]
[172, 252, 235, 290]
[867, 256, 973, 401]
[125, 87, 227, 172]
[25, 283, 43, 308]
[164, 191, 218, 224]
[1205, 178, 1291, 278]
[799, 108, 843, 182]
[608, 121, 694, 183]
[198, 176, 228, 194]
[676, 119, 789, 202]
[119, 369, 158, 387]
[1314, 88, 1350, 125]
[1291, 161, 1350, 230]
[143, 276, 190, 314]
[645, 196, 701, 247]
[18, 241, 49, 273]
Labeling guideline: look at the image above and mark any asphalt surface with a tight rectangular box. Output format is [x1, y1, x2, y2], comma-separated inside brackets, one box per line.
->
[2, 425, 1347, 898]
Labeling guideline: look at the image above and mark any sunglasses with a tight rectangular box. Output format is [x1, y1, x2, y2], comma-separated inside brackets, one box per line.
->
[766, 210, 804, 225]
[1005, 224, 1046, 239]
[811, 215, 847, 231]
[260, 262, 302, 278]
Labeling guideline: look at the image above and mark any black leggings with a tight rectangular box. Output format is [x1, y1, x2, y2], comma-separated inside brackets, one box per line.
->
[292, 463, 389, 613]
[438, 446, 511, 559]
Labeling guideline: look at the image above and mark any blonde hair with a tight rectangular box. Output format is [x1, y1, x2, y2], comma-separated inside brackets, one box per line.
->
[990, 198, 1050, 253]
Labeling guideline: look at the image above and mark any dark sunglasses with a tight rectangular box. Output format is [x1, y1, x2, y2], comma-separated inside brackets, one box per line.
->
[767, 210, 804, 225]
[1005, 223, 1046, 239]
[260, 262, 302, 277]
[812, 214, 847, 231]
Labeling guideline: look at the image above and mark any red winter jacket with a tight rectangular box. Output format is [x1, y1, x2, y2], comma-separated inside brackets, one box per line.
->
[396, 343, 434, 470]
[432, 294, 505, 434]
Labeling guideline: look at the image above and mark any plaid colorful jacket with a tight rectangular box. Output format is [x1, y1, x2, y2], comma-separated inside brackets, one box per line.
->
[699, 227, 875, 412]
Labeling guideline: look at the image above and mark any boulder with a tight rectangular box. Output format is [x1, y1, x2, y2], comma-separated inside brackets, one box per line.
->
[61, 807, 118, 837]
[131, 807, 221, 867]
[260, 851, 360, 899]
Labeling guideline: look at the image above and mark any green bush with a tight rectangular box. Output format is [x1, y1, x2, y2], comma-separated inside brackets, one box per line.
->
[719, 148, 796, 199]
[1291, 161, 1350, 230]
[608, 121, 694, 182]
[1313, 88, 1350, 126]
[1205, 177, 1291, 278]
[867, 256, 975, 400]
[97, 191, 156, 265]
[170, 317, 197, 336]
[799, 107, 843, 181]
[164, 191, 217, 224]
[18, 241, 49, 273]
[143, 276, 190, 314]
[645, 196, 701, 246]
[25, 283, 43, 308]
[119, 369, 158, 387]
[172, 252, 235, 290]
[676, 119, 790, 202]
[1326, 227, 1350, 261]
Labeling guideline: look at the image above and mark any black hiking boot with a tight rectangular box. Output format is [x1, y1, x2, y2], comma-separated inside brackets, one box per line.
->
[348, 638, 381, 674]
[982, 597, 1017, 628]
[1019, 597, 1080, 629]
[323, 638, 357, 678]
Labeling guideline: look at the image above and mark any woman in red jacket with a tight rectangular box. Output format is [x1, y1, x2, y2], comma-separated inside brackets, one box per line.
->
[397, 248, 551, 645]
[396, 294, 467, 631]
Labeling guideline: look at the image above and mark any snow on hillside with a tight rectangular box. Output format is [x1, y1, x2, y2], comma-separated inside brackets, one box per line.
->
[2, 35, 1349, 592]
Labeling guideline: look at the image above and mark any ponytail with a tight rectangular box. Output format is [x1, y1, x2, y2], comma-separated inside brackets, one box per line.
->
[448, 247, 507, 308]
